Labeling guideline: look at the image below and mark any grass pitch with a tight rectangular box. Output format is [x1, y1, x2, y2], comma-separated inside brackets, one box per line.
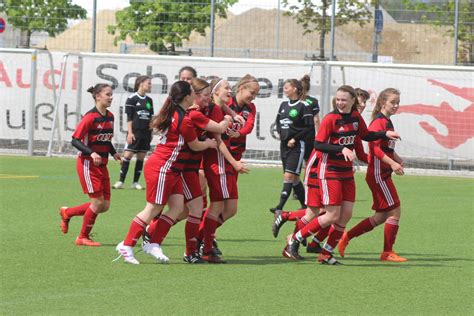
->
[1, 155, 473, 315]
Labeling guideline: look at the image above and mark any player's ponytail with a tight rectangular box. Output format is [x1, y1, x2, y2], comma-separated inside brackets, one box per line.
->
[150, 81, 192, 133]
[336, 85, 359, 112]
[87, 83, 112, 101]
[300, 74, 311, 100]
[371, 88, 400, 121]
[285, 79, 304, 99]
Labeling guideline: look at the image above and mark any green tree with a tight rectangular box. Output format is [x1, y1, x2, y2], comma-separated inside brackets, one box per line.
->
[108, 0, 237, 54]
[0, 0, 87, 48]
[400, 0, 473, 64]
[282, 0, 372, 60]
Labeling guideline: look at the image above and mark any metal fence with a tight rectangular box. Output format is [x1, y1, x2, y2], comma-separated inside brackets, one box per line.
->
[1, 0, 472, 65]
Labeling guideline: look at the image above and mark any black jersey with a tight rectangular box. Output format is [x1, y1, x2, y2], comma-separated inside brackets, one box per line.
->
[275, 99, 313, 142]
[125, 92, 154, 137]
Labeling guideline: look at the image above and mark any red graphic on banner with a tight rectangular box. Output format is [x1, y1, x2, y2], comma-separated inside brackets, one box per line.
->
[398, 79, 474, 149]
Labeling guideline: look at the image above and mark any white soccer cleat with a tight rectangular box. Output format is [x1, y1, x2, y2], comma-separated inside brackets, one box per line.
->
[115, 241, 140, 264]
[143, 243, 169, 264]
[131, 182, 144, 190]
[113, 181, 124, 189]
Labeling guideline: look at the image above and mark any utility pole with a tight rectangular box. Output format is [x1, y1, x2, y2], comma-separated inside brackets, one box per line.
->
[371, 0, 383, 63]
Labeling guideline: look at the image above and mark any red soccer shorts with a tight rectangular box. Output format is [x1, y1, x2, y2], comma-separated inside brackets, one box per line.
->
[366, 176, 400, 212]
[76, 158, 111, 200]
[181, 171, 203, 203]
[306, 184, 322, 208]
[145, 163, 183, 205]
[319, 178, 355, 206]
[205, 170, 238, 202]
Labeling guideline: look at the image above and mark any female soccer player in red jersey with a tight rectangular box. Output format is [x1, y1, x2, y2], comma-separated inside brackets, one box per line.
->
[285, 85, 399, 265]
[115, 81, 216, 265]
[270, 79, 313, 214]
[113, 75, 153, 190]
[58, 84, 121, 246]
[338, 88, 407, 262]
[355, 88, 370, 114]
[145, 78, 233, 263]
[199, 77, 249, 263]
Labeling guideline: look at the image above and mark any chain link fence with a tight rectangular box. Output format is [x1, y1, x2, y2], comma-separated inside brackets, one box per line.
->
[1, 0, 472, 65]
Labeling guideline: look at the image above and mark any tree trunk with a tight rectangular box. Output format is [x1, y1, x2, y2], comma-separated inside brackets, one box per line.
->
[19, 30, 31, 48]
[319, 0, 329, 59]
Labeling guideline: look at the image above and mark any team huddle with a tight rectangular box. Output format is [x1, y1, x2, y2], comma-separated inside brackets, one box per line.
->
[58, 65, 407, 265]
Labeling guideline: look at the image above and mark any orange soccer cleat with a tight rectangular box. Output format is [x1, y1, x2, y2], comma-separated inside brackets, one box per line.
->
[59, 207, 70, 234]
[380, 251, 407, 262]
[338, 232, 349, 258]
[75, 237, 101, 247]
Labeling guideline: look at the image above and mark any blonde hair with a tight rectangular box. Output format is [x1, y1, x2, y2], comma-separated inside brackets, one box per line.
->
[191, 78, 210, 93]
[234, 74, 259, 93]
[371, 88, 400, 121]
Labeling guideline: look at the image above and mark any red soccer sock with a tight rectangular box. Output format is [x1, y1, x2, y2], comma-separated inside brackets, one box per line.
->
[65, 203, 90, 218]
[123, 216, 147, 247]
[287, 208, 307, 221]
[347, 217, 377, 240]
[78, 206, 98, 239]
[313, 225, 331, 244]
[293, 217, 309, 235]
[321, 223, 345, 255]
[383, 218, 400, 252]
[185, 215, 201, 255]
[294, 217, 325, 241]
[150, 214, 175, 245]
[197, 208, 210, 241]
[147, 217, 160, 237]
[202, 214, 219, 254]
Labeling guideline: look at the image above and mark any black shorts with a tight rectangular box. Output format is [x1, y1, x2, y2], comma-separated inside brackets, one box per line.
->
[280, 140, 305, 175]
[124, 134, 152, 152]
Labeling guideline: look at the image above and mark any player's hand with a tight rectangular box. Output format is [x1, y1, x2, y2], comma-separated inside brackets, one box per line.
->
[113, 153, 123, 165]
[127, 132, 135, 145]
[287, 138, 296, 148]
[223, 115, 233, 122]
[391, 162, 404, 175]
[385, 131, 401, 140]
[342, 147, 355, 162]
[205, 138, 217, 149]
[91, 152, 102, 166]
[227, 129, 240, 138]
[233, 160, 249, 174]
[188, 104, 200, 111]
[233, 115, 245, 125]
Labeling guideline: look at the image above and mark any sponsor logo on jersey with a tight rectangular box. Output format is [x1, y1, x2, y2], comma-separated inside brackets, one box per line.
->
[96, 133, 113, 142]
[337, 135, 356, 146]
[289, 109, 298, 118]
[279, 118, 293, 129]
[353, 122, 359, 130]
[242, 110, 249, 119]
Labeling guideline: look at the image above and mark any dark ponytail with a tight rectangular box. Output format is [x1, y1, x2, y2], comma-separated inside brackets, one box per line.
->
[150, 81, 192, 132]
[87, 83, 112, 101]
[300, 74, 311, 100]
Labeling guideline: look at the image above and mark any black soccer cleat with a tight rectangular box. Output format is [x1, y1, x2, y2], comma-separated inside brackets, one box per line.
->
[288, 237, 304, 260]
[269, 207, 280, 214]
[142, 226, 151, 247]
[272, 214, 287, 238]
[212, 239, 222, 256]
[318, 253, 342, 265]
[183, 252, 205, 264]
[306, 242, 323, 254]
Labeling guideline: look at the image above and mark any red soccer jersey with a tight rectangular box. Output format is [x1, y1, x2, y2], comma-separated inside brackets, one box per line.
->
[185, 108, 210, 171]
[227, 96, 256, 160]
[150, 106, 197, 172]
[316, 109, 370, 179]
[367, 113, 397, 182]
[202, 103, 233, 174]
[72, 107, 115, 164]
